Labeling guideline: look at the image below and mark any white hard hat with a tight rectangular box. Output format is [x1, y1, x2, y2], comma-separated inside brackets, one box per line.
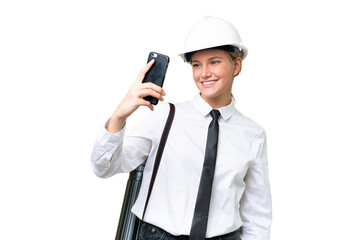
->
[179, 16, 248, 62]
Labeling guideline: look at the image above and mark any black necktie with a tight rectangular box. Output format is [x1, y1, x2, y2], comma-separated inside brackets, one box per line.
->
[189, 109, 221, 240]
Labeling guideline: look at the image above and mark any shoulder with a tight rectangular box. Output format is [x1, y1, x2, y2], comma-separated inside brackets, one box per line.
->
[168, 99, 198, 118]
[231, 110, 268, 162]
[231, 108, 265, 134]
[172, 98, 194, 110]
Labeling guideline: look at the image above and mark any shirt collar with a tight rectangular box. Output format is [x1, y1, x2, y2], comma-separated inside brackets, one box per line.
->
[192, 94, 235, 120]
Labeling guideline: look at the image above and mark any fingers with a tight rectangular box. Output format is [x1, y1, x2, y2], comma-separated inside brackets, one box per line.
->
[141, 82, 166, 96]
[134, 59, 166, 98]
[137, 88, 165, 102]
[119, 60, 165, 117]
[138, 98, 154, 111]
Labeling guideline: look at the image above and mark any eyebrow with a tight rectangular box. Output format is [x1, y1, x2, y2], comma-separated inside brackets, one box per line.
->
[191, 56, 224, 63]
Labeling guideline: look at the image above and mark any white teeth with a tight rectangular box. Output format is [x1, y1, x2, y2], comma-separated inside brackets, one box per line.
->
[202, 81, 216, 85]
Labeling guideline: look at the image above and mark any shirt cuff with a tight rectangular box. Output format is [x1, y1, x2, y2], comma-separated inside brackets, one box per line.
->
[96, 118, 126, 150]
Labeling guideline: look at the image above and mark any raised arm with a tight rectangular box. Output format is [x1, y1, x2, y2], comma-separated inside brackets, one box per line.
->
[107, 59, 166, 133]
[91, 59, 166, 178]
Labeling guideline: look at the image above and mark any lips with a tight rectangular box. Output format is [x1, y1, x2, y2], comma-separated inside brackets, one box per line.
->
[201, 80, 218, 87]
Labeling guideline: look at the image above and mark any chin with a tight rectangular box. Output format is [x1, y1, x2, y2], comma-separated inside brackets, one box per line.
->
[200, 88, 219, 98]
[200, 92, 220, 103]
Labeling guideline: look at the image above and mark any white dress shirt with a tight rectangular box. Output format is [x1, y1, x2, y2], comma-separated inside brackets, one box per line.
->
[91, 94, 272, 239]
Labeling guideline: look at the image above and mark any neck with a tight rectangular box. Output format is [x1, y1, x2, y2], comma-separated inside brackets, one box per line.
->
[200, 94, 232, 109]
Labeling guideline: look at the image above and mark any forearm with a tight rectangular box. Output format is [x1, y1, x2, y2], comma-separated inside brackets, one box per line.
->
[107, 113, 126, 134]
[91, 59, 165, 177]
[91, 118, 154, 178]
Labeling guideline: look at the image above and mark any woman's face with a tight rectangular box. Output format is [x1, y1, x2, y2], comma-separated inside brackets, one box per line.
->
[191, 49, 241, 108]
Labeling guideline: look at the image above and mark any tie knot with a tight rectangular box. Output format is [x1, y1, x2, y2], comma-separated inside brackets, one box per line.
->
[210, 109, 221, 120]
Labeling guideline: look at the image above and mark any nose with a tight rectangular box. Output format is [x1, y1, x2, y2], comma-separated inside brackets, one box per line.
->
[201, 65, 211, 79]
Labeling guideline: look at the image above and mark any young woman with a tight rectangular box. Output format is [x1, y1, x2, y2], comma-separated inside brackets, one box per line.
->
[91, 16, 272, 240]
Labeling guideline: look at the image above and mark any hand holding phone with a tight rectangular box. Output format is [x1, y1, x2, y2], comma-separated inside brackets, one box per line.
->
[142, 52, 170, 105]
[107, 52, 168, 133]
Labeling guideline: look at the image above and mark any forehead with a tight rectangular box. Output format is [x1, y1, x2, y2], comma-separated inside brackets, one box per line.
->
[191, 48, 228, 61]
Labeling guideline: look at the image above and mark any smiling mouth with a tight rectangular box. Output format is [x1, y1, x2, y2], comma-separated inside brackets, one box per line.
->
[201, 80, 218, 86]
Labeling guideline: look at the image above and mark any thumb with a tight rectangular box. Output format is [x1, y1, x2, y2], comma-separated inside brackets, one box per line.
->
[137, 59, 155, 83]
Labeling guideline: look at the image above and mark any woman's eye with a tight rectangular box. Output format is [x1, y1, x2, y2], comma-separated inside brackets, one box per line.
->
[192, 64, 200, 68]
[211, 60, 220, 65]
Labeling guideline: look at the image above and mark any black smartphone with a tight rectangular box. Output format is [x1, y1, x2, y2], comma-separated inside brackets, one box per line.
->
[142, 52, 170, 105]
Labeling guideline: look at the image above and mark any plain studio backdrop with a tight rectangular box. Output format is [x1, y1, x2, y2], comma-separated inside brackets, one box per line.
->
[1, 0, 359, 239]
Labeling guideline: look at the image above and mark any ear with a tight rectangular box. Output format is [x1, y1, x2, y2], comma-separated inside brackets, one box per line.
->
[233, 57, 242, 76]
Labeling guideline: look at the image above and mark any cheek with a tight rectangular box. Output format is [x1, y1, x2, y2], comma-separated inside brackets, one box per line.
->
[220, 65, 235, 78]
[192, 69, 201, 80]
[212, 66, 227, 78]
